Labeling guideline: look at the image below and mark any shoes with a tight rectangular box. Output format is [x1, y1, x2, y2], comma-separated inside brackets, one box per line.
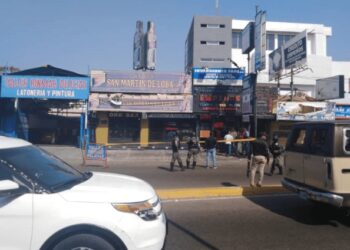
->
[213, 166, 218, 169]
[250, 184, 256, 188]
[257, 183, 262, 187]
[269, 173, 273, 176]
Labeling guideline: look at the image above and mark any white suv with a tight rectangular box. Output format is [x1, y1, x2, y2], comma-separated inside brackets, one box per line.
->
[0, 136, 166, 250]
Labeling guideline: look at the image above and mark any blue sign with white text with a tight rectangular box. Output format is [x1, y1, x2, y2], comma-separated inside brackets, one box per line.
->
[1, 75, 90, 100]
[192, 68, 245, 86]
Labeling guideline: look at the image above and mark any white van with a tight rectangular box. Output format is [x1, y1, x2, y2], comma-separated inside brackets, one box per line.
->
[0, 136, 166, 250]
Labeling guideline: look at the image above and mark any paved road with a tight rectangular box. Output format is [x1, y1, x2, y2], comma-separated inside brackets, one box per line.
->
[163, 194, 350, 250]
[41, 146, 283, 189]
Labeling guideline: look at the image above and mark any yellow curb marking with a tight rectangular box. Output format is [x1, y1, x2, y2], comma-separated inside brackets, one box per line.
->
[156, 186, 288, 200]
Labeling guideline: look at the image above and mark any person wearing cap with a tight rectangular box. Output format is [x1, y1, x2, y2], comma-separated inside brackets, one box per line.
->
[269, 135, 284, 175]
[249, 132, 270, 187]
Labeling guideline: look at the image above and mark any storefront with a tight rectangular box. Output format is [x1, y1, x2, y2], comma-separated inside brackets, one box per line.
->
[0, 65, 90, 145]
[192, 85, 242, 139]
[89, 70, 193, 147]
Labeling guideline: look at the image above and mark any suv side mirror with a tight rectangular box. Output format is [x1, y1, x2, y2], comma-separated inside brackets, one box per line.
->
[0, 180, 20, 192]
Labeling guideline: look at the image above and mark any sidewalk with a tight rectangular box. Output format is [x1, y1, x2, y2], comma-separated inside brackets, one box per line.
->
[41, 145, 288, 200]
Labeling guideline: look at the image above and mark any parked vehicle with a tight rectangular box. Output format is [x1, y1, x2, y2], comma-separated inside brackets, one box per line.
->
[282, 121, 350, 209]
[0, 136, 166, 250]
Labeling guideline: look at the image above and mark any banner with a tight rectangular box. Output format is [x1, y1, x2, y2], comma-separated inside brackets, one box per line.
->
[277, 102, 335, 121]
[1, 75, 89, 100]
[91, 70, 191, 94]
[268, 47, 283, 81]
[89, 93, 193, 113]
[255, 10, 267, 72]
[192, 68, 245, 86]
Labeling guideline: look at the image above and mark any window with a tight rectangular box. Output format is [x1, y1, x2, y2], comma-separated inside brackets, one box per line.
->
[266, 33, 275, 50]
[343, 129, 350, 154]
[200, 41, 225, 45]
[200, 24, 225, 28]
[278, 34, 295, 47]
[287, 128, 307, 152]
[310, 127, 331, 156]
[232, 32, 242, 49]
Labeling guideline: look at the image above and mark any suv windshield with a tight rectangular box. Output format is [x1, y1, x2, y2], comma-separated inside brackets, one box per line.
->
[0, 145, 89, 192]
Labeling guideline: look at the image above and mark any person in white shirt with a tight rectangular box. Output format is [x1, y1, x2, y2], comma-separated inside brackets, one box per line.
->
[224, 131, 234, 157]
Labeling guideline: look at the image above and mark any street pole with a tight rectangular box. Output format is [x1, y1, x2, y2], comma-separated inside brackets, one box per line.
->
[254, 73, 258, 138]
[290, 67, 294, 101]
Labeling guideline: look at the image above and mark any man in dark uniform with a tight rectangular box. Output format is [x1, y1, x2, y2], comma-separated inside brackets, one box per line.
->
[250, 132, 270, 187]
[269, 135, 284, 175]
[186, 132, 200, 169]
[170, 131, 184, 171]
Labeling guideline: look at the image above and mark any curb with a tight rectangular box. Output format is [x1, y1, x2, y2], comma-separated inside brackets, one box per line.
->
[156, 185, 289, 200]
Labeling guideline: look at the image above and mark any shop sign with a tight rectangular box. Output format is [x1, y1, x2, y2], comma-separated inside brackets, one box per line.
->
[147, 113, 196, 119]
[91, 70, 191, 94]
[335, 104, 350, 119]
[283, 30, 307, 69]
[255, 10, 267, 72]
[108, 112, 141, 118]
[1, 75, 90, 100]
[192, 68, 245, 86]
[193, 86, 242, 113]
[277, 101, 335, 121]
[89, 93, 192, 113]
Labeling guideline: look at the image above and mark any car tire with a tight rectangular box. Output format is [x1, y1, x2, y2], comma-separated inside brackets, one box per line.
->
[52, 233, 118, 250]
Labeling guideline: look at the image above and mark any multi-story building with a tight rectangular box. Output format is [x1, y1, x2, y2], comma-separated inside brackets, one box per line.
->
[185, 15, 350, 140]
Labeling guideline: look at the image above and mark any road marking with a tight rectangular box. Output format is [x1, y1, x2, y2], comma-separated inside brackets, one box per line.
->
[161, 193, 296, 203]
[157, 185, 289, 201]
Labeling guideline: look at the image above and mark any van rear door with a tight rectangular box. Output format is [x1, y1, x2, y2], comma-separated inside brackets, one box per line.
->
[285, 125, 308, 183]
[303, 124, 333, 190]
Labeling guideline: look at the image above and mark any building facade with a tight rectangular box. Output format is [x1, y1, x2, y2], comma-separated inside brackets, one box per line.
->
[185, 15, 350, 140]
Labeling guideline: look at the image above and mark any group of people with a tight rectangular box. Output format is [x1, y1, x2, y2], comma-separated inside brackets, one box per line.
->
[170, 131, 218, 171]
[224, 128, 250, 157]
[169, 130, 285, 187]
[249, 132, 285, 187]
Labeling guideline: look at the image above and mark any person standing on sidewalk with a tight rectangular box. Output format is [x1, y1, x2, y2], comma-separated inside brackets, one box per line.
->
[269, 135, 284, 175]
[186, 132, 200, 169]
[249, 132, 270, 187]
[170, 131, 184, 171]
[224, 131, 233, 157]
[205, 131, 217, 169]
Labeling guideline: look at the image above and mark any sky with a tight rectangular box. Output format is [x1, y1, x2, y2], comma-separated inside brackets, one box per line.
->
[1, 0, 350, 74]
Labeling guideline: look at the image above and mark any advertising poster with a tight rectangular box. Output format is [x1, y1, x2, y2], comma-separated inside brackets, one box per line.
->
[91, 71, 191, 94]
[89, 93, 193, 113]
[277, 102, 335, 121]
[1, 75, 90, 100]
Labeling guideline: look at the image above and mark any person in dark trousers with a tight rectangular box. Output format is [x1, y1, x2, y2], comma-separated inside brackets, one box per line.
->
[269, 135, 284, 175]
[186, 132, 200, 169]
[205, 131, 217, 169]
[250, 132, 270, 187]
[170, 131, 184, 171]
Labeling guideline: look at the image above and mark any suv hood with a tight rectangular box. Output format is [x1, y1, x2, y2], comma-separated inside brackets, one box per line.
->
[59, 172, 156, 203]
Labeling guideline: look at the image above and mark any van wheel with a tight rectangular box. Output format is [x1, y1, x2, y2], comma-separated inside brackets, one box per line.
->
[52, 233, 118, 250]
